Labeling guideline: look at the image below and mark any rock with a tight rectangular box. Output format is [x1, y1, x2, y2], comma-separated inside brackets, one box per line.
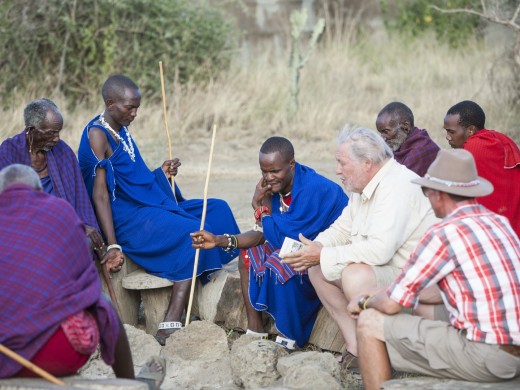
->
[230, 336, 289, 389]
[382, 376, 520, 389]
[277, 351, 340, 381]
[160, 320, 236, 390]
[0, 378, 147, 389]
[281, 365, 342, 390]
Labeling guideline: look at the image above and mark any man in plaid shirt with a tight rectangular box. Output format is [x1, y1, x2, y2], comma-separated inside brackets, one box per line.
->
[348, 149, 520, 389]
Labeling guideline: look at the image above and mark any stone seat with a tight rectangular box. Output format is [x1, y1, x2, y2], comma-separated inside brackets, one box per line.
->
[0, 378, 147, 389]
[122, 268, 174, 335]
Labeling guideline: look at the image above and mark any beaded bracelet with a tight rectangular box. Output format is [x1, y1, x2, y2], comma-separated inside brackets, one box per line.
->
[106, 244, 122, 253]
[254, 205, 270, 222]
[223, 233, 238, 252]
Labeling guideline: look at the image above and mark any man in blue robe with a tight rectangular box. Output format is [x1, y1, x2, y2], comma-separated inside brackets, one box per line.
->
[191, 136, 348, 348]
[78, 75, 240, 345]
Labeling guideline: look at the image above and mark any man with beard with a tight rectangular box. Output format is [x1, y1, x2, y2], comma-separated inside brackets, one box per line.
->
[376, 102, 439, 176]
[0, 99, 120, 271]
[443, 100, 520, 238]
[190, 136, 348, 349]
[282, 127, 437, 366]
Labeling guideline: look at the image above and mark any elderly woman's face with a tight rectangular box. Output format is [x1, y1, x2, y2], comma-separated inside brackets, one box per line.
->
[28, 110, 63, 152]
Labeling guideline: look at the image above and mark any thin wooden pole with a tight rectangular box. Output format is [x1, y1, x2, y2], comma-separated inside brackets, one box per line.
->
[185, 124, 217, 326]
[159, 61, 175, 195]
[0, 344, 65, 385]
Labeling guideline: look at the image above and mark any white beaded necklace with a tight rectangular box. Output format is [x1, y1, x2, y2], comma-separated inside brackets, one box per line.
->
[99, 113, 135, 162]
[279, 191, 291, 213]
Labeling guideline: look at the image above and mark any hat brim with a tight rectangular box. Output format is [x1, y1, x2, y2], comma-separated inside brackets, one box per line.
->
[411, 176, 494, 197]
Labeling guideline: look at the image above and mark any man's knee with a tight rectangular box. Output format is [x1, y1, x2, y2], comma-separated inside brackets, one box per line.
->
[341, 263, 376, 300]
[357, 309, 386, 341]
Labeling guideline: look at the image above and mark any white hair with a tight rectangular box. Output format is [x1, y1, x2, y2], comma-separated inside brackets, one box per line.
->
[0, 164, 42, 192]
[337, 125, 393, 165]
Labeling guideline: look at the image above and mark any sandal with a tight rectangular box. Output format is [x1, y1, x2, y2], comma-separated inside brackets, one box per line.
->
[275, 335, 296, 350]
[245, 329, 268, 340]
[136, 355, 166, 390]
[155, 321, 183, 346]
[337, 350, 359, 369]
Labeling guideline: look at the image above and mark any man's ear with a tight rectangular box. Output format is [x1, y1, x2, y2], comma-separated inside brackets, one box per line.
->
[289, 159, 296, 169]
[105, 99, 115, 110]
[467, 125, 477, 136]
[401, 120, 411, 133]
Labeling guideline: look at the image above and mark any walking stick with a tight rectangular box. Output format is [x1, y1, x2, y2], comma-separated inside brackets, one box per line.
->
[185, 124, 217, 326]
[159, 61, 176, 196]
[101, 263, 123, 318]
[0, 344, 65, 385]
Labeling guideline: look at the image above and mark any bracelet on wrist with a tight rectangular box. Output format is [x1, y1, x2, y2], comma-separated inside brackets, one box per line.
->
[106, 244, 122, 253]
[358, 295, 371, 311]
[254, 206, 270, 222]
[223, 233, 238, 252]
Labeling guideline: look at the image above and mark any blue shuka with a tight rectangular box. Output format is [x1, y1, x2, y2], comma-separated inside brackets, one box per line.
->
[78, 116, 240, 282]
[247, 163, 349, 347]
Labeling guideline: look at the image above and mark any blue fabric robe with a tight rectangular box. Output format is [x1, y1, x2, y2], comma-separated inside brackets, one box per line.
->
[247, 163, 349, 347]
[78, 116, 239, 282]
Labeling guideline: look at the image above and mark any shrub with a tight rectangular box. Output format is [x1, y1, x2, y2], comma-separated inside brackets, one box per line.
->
[380, 0, 482, 47]
[0, 0, 237, 104]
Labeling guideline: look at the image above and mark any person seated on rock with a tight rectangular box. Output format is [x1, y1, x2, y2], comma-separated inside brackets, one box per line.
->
[281, 126, 437, 365]
[443, 100, 520, 238]
[0, 98, 119, 270]
[376, 101, 439, 177]
[347, 149, 520, 389]
[78, 74, 241, 346]
[0, 164, 165, 389]
[190, 136, 349, 349]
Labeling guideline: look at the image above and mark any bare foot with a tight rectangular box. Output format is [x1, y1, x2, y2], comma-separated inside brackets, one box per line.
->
[136, 355, 166, 389]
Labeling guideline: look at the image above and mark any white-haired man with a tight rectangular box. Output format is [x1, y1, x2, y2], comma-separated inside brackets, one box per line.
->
[348, 149, 520, 389]
[282, 127, 438, 365]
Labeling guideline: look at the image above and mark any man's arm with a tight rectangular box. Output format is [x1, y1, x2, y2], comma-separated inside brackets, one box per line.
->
[191, 230, 264, 250]
[88, 128, 123, 272]
[347, 289, 403, 319]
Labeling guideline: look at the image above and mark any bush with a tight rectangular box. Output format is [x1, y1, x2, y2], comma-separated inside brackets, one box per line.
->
[0, 0, 237, 104]
[380, 0, 482, 47]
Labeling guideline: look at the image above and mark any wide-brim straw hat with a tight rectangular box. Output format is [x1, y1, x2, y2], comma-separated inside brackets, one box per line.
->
[411, 149, 493, 197]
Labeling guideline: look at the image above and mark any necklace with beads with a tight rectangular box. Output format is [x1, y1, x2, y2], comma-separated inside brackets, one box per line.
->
[279, 191, 291, 213]
[99, 112, 135, 162]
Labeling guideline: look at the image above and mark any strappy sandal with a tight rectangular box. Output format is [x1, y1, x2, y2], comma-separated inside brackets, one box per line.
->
[136, 355, 166, 390]
[275, 335, 296, 350]
[154, 321, 183, 346]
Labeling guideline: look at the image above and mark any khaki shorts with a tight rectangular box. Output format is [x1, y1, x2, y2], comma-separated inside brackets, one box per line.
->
[371, 264, 401, 287]
[384, 313, 520, 382]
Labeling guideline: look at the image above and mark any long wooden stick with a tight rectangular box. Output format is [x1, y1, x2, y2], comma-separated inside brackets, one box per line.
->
[159, 61, 176, 195]
[102, 264, 122, 318]
[185, 124, 217, 326]
[0, 344, 65, 385]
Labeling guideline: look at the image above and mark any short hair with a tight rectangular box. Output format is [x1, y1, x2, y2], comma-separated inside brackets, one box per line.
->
[446, 100, 486, 130]
[24, 98, 61, 128]
[259, 136, 295, 162]
[101, 74, 140, 102]
[338, 125, 393, 165]
[377, 101, 414, 127]
[0, 164, 42, 192]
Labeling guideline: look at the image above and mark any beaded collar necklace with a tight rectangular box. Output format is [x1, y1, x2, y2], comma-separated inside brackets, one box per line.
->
[99, 112, 135, 162]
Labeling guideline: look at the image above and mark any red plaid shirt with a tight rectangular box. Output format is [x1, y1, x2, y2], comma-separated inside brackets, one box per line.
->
[388, 200, 520, 345]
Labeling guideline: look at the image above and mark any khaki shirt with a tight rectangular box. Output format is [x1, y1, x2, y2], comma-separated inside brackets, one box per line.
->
[316, 158, 438, 281]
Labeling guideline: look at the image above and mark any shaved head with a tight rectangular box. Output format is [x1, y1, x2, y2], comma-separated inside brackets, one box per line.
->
[101, 75, 139, 103]
[260, 136, 295, 162]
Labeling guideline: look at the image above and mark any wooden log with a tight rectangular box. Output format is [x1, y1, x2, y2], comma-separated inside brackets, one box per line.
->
[122, 268, 174, 335]
[308, 307, 345, 353]
[96, 255, 140, 326]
